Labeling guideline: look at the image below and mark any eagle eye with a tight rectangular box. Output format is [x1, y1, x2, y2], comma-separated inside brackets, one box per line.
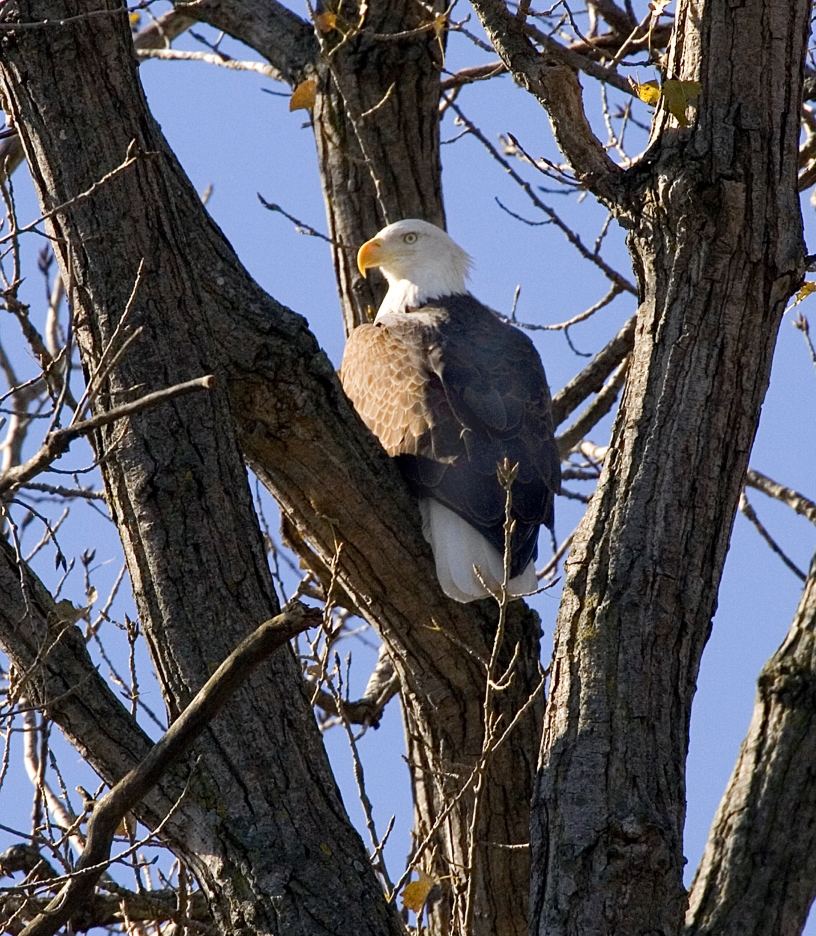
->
[403, 232, 418, 245]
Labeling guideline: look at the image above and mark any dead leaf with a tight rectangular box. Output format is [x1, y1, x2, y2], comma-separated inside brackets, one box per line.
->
[290, 77, 318, 112]
[402, 870, 434, 914]
[648, 0, 671, 17]
[315, 12, 337, 32]
[794, 281, 816, 305]
[433, 14, 447, 66]
[662, 78, 700, 126]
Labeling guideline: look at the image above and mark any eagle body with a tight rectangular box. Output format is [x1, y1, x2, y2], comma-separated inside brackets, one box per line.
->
[341, 220, 560, 603]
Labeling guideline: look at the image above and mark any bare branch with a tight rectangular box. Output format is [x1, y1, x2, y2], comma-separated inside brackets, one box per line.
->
[0, 376, 216, 497]
[18, 602, 320, 936]
[585, 0, 637, 35]
[556, 357, 629, 456]
[310, 644, 399, 727]
[745, 468, 816, 527]
[136, 48, 280, 80]
[135, 8, 196, 50]
[0, 146, 154, 246]
[551, 313, 636, 426]
[173, 0, 316, 87]
[440, 61, 507, 91]
[3, 883, 214, 935]
[467, 0, 624, 202]
[792, 310, 816, 371]
[524, 23, 632, 95]
[738, 492, 807, 581]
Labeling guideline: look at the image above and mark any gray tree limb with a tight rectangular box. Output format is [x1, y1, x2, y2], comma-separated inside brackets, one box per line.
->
[685, 557, 816, 936]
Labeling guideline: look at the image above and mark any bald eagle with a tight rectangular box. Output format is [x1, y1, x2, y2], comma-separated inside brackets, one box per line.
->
[341, 219, 560, 603]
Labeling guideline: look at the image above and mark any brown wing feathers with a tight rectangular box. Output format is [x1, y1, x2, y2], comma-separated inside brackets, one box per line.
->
[340, 294, 560, 578]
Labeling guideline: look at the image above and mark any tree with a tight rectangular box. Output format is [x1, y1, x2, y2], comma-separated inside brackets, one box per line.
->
[0, 0, 813, 934]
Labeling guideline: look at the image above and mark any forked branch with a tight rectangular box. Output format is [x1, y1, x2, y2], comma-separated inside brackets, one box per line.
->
[18, 602, 320, 936]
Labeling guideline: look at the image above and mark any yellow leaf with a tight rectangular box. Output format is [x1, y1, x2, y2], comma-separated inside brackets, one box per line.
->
[402, 871, 435, 914]
[315, 12, 337, 32]
[629, 78, 661, 106]
[794, 281, 816, 305]
[662, 79, 700, 126]
[290, 77, 318, 112]
[433, 14, 447, 66]
[53, 599, 88, 626]
[129, 11, 141, 29]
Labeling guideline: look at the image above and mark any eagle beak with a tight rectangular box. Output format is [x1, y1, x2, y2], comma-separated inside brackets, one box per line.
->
[357, 238, 383, 278]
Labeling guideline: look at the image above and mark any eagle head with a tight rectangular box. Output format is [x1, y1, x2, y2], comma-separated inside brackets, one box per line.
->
[357, 219, 472, 316]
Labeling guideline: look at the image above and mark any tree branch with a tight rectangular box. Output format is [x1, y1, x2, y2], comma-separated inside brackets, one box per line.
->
[174, 0, 317, 87]
[745, 468, 816, 527]
[550, 313, 636, 426]
[3, 886, 213, 935]
[585, 0, 637, 36]
[686, 557, 816, 936]
[0, 375, 215, 497]
[19, 602, 320, 936]
[556, 357, 628, 456]
[311, 644, 399, 728]
[468, 0, 623, 202]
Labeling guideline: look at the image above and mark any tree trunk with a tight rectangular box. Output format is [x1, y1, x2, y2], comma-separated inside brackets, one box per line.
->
[530, 0, 809, 933]
[311, 0, 446, 332]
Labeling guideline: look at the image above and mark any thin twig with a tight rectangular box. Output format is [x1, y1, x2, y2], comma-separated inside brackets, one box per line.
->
[0, 375, 216, 497]
[738, 492, 807, 581]
[136, 48, 279, 81]
[556, 357, 629, 455]
[0, 146, 155, 246]
[17, 602, 320, 936]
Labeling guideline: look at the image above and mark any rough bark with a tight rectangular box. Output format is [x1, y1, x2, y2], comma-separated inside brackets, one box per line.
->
[310, 0, 447, 332]
[528, 0, 809, 933]
[0, 5, 403, 935]
[685, 556, 816, 936]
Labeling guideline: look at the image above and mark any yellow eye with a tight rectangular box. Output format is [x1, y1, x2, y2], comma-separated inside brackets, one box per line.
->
[403, 232, 418, 244]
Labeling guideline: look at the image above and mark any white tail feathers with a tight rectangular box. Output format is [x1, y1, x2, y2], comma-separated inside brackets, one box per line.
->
[418, 499, 537, 603]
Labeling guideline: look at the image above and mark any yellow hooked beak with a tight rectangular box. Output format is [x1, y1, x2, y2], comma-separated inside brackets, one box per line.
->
[357, 237, 384, 277]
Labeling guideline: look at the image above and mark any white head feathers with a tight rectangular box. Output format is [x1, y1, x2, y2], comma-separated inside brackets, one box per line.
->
[357, 219, 473, 318]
